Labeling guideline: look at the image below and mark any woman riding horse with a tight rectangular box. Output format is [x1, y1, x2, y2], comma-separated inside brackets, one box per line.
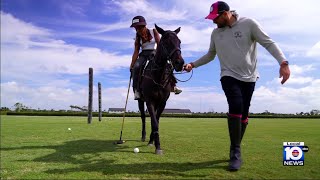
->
[130, 16, 182, 100]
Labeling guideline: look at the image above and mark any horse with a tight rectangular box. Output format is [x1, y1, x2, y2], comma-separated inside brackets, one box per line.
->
[139, 24, 184, 155]
[138, 99, 146, 142]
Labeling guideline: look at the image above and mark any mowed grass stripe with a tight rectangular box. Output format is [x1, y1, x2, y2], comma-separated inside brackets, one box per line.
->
[1, 116, 319, 179]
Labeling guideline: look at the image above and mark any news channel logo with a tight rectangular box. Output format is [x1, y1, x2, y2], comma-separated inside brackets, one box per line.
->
[283, 142, 309, 166]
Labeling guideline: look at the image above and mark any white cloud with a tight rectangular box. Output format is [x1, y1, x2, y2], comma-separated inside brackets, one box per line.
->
[2, 79, 319, 114]
[1, 1, 320, 114]
[0, 12, 51, 47]
[253, 64, 320, 113]
[0, 81, 228, 113]
[1, 81, 87, 110]
[1, 12, 132, 83]
[265, 64, 316, 86]
[169, 0, 320, 59]
[290, 65, 315, 75]
[252, 80, 320, 113]
[307, 41, 320, 58]
[60, 0, 91, 18]
[165, 87, 227, 113]
[1, 44, 131, 76]
[113, 0, 187, 22]
[219, 0, 320, 36]
[1, 81, 129, 111]
[179, 26, 213, 53]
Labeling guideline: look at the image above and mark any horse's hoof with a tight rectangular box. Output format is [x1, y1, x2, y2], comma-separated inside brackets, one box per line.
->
[155, 149, 163, 155]
[147, 143, 154, 147]
[141, 137, 146, 142]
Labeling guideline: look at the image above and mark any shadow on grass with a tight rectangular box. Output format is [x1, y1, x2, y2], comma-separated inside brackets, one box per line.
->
[46, 159, 228, 178]
[1, 139, 228, 178]
[1, 139, 127, 163]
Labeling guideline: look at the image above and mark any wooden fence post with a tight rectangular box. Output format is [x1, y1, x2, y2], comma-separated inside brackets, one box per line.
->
[98, 82, 102, 122]
[88, 67, 93, 124]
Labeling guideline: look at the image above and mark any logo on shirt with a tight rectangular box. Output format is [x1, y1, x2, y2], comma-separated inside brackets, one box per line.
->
[234, 31, 242, 38]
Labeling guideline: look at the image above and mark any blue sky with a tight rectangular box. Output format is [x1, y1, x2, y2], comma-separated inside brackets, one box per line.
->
[1, 0, 320, 113]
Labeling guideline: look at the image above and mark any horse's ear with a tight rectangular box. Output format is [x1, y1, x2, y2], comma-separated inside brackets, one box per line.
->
[174, 27, 181, 34]
[155, 24, 165, 35]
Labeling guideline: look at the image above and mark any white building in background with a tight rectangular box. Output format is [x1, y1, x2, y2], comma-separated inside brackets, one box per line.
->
[146, 108, 192, 114]
[108, 108, 125, 114]
[162, 109, 192, 114]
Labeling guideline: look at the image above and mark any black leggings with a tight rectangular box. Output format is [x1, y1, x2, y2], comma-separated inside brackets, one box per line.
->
[221, 76, 255, 122]
[132, 50, 155, 92]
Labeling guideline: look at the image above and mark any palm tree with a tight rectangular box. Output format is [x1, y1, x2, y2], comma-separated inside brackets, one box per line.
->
[14, 102, 24, 112]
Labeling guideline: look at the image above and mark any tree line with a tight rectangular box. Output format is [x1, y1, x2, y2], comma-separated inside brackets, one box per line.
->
[1, 102, 320, 118]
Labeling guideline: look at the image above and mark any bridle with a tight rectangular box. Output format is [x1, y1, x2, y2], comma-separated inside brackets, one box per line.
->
[143, 32, 182, 88]
[159, 32, 182, 68]
[160, 32, 193, 83]
[161, 42, 181, 65]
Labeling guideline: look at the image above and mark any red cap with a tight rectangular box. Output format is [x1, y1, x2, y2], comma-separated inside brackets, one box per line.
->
[205, 1, 230, 20]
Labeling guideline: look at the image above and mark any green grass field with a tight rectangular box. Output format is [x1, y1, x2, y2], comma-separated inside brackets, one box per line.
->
[1, 115, 319, 179]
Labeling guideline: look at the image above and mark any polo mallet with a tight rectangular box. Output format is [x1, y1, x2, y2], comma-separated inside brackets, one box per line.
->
[114, 74, 132, 144]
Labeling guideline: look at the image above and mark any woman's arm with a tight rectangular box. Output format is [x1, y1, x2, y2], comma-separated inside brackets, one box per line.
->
[130, 37, 140, 69]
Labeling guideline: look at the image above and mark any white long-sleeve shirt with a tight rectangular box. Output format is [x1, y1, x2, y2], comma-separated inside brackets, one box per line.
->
[193, 15, 286, 82]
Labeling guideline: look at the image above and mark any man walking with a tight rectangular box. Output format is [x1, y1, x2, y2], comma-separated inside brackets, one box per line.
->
[184, 1, 290, 171]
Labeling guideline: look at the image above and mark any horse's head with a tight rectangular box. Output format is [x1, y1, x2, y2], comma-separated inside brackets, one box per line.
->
[155, 24, 184, 72]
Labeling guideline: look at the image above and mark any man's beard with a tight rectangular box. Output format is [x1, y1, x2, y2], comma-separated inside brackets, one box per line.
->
[213, 21, 227, 28]
[217, 24, 227, 28]
[214, 19, 228, 28]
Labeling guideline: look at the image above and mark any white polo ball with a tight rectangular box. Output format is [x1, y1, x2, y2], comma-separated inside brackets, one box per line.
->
[134, 147, 139, 153]
[68, 128, 71, 131]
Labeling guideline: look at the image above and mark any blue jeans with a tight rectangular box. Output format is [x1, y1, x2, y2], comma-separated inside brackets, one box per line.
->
[220, 76, 255, 121]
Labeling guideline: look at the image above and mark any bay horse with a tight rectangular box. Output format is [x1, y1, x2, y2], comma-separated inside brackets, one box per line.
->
[139, 24, 184, 154]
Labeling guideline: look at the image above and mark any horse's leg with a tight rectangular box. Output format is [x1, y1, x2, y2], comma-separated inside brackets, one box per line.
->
[138, 99, 146, 142]
[156, 101, 166, 121]
[154, 101, 166, 147]
[147, 103, 158, 146]
[147, 103, 159, 146]
[146, 101, 162, 155]
[147, 103, 155, 146]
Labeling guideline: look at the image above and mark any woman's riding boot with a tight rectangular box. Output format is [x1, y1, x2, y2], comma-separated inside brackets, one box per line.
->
[173, 86, 182, 94]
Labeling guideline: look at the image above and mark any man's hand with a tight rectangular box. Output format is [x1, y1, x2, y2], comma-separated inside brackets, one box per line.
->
[279, 61, 290, 84]
[184, 63, 194, 72]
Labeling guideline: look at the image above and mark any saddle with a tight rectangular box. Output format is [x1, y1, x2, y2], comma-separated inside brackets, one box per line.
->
[138, 54, 154, 90]
[138, 54, 177, 92]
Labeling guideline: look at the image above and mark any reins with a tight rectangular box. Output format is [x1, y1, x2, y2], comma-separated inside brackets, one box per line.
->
[174, 69, 193, 82]
[142, 31, 193, 87]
